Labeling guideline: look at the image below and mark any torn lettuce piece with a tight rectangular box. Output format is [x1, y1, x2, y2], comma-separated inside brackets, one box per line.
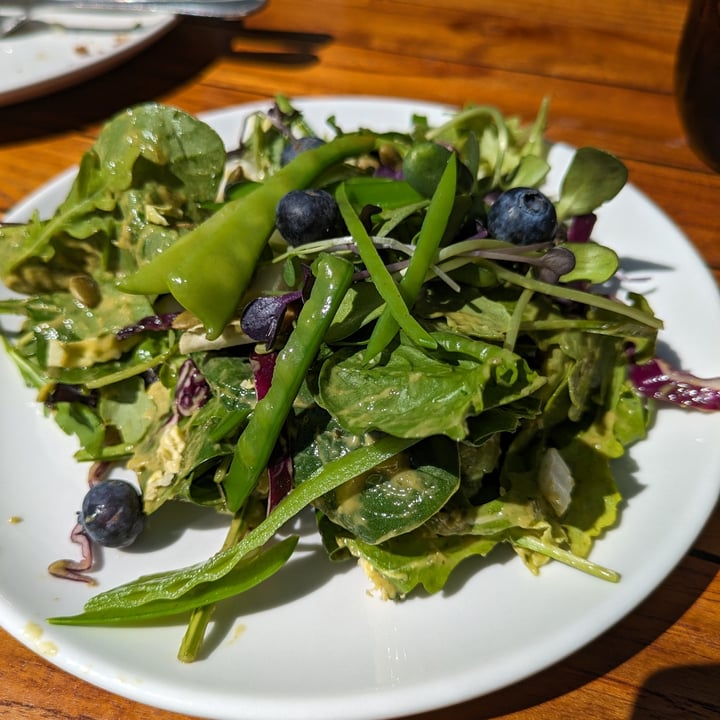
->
[335, 529, 500, 599]
[317, 331, 545, 441]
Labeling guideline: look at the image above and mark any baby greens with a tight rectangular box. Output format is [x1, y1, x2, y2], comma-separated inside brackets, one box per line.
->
[0, 98, 666, 663]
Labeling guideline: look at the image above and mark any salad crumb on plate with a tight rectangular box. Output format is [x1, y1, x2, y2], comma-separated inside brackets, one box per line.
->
[1, 95, 718, 668]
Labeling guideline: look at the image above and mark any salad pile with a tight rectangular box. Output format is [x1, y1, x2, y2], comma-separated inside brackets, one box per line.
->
[0, 97, 715, 662]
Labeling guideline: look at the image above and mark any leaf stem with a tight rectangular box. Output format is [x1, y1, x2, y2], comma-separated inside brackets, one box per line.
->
[491, 263, 663, 330]
[512, 534, 620, 582]
[504, 284, 534, 353]
[177, 510, 248, 662]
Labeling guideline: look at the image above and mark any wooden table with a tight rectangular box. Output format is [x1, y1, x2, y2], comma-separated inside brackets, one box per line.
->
[1, 1, 718, 718]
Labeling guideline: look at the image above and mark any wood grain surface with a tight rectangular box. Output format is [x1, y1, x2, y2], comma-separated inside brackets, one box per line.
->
[0, 1, 718, 718]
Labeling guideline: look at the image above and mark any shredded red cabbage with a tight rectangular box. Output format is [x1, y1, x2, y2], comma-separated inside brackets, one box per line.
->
[249, 350, 277, 401]
[116, 312, 180, 340]
[629, 358, 720, 411]
[174, 358, 211, 418]
[250, 350, 293, 512]
[266, 446, 294, 514]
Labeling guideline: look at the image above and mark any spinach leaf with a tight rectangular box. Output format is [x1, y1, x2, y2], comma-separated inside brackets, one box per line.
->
[317, 332, 545, 441]
[0, 104, 226, 290]
[49, 537, 298, 625]
[315, 436, 460, 544]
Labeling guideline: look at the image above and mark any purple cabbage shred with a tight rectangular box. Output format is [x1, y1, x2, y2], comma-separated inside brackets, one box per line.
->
[266, 450, 294, 514]
[249, 350, 294, 512]
[249, 350, 277, 401]
[116, 312, 180, 340]
[173, 358, 211, 418]
[629, 358, 720, 411]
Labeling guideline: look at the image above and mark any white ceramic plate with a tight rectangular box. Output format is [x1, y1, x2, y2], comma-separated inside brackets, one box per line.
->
[1, 98, 719, 720]
[0, 9, 176, 106]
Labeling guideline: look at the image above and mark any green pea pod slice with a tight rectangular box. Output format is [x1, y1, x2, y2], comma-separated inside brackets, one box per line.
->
[223, 252, 355, 512]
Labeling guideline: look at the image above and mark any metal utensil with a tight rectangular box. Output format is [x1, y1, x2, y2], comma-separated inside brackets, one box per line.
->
[4, 0, 267, 20]
[0, 13, 144, 36]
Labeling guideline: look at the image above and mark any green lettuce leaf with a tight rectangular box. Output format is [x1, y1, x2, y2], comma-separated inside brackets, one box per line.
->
[317, 332, 545, 441]
[336, 529, 499, 597]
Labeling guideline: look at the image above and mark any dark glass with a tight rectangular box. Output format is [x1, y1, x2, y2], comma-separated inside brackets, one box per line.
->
[675, 0, 720, 172]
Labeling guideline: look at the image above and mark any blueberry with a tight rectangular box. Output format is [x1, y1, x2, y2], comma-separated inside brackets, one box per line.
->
[79, 479, 145, 548]
[486, 187, 557, 245]
[280, 136, 326, 166]
[275, 189, 341, 247]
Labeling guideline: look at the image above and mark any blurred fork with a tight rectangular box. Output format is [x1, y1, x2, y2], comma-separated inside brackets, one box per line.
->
[0, 1, 267, 37]
[0, 13, 144, 36]
[6, 1, 267, 17]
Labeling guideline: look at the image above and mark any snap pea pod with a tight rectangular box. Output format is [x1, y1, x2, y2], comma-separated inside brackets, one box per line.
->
[363, 152, 457, 364]
[119, 133, 378, 340]
[223, 253, 355, 513]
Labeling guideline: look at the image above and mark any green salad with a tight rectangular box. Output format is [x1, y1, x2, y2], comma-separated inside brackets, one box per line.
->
[0, 97, 670, 662]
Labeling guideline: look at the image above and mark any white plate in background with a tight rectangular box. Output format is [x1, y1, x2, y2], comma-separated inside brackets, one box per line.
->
[0, 10, 176, 106]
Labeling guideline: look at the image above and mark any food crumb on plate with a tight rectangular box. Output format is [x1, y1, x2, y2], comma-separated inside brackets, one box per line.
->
[23, 622, 59, 657]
